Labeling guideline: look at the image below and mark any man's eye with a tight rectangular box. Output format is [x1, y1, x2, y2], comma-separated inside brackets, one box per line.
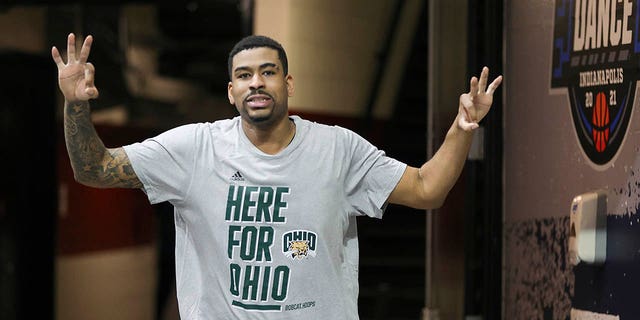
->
[263, 70, 275, 76]
[238, 73, 251, 79]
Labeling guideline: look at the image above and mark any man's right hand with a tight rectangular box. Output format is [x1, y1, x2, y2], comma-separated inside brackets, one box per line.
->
[52, 33, 99, 104]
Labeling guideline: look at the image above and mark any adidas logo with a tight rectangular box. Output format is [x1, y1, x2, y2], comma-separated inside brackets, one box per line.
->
[230, 171, 245, 182]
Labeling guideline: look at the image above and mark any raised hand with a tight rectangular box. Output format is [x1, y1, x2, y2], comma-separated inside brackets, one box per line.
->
[458, 67, 503, 131]
[51, 33, 99, 104]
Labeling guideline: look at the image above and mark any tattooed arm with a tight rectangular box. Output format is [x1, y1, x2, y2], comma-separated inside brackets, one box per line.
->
[53, 33, 141, 189]
[64, 101, 141, 188]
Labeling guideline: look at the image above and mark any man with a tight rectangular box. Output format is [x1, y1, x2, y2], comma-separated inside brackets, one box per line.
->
[52, 33, 502, 319]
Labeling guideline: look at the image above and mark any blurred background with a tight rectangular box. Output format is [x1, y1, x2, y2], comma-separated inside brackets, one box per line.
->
[0, 0, 504, 319]
[11, 1, 639, 320]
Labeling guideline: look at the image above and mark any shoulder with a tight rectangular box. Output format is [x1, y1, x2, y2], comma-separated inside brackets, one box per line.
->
[291, 116, 374, 159]
[125, 118, 240, 155]
[291, 115, 354, 139]
[158, 117, 239, 139]
[206, 117, 240, 133]
[174, 117, 238, 133]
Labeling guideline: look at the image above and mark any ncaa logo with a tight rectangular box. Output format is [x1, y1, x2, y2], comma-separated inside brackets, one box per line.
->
[551, 0, 637, 167]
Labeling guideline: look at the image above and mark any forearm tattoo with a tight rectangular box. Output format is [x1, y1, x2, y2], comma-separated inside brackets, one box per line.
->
[64, 101, 142, 188]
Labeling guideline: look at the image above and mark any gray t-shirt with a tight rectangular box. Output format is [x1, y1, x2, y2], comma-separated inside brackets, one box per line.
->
[124, 115, 406, 320]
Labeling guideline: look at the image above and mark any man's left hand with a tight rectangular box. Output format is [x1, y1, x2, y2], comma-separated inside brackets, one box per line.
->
[458, 66, 503, 131]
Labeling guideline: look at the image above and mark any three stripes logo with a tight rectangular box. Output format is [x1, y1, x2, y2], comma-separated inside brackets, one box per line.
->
[230, 171, 244, 182]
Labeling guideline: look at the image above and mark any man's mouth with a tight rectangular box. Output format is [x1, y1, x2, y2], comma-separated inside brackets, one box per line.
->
[246, 94, 272, 108]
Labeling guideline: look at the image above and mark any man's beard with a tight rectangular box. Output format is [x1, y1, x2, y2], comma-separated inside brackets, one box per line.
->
[244, 108, 273, 123]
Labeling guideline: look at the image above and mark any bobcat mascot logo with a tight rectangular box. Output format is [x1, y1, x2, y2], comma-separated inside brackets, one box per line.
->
[285, 240, 313, 260]
[282, 230, 317, 260]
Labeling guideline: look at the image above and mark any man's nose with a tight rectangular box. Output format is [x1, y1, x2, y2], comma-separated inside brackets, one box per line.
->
[249, 74, 265, 90]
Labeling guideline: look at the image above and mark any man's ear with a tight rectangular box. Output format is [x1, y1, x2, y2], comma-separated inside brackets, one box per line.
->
[227, 82, 235, 104]
[286, 74, 294, 97]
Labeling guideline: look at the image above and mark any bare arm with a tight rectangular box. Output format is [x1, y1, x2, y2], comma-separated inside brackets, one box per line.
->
[388, 118, 473, 209]
[388, 67, 502, 209]
[54, 33, 141, 189]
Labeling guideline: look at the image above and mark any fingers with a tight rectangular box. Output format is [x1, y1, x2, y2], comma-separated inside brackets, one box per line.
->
[54, 33, 95, 69]
[460, 93, 473, 109]
[84, 63, 99, 98]
[478, 66, 488, 93]
[461, 122, 479, 131]
[470, 67, 503, 95]
[66, 33, 76, 62]
[63, 33, 94, 62]
[469, 76, 478, 99]
[486, 75, 503, 95]
[85, 62, 95, 85]
[460, 93, 475, 122]
[78, 35, 93, 63]
[458, 115, 479, 131]
[51, 46, 64, 69]
[459, 67, 502, 132]
[460, 92, 477, 131]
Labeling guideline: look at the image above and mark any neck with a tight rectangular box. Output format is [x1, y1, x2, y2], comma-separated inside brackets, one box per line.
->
[241, 116, 296, 155]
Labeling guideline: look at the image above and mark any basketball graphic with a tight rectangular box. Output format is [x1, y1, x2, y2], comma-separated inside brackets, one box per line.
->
[591, 92, 609, 153]
[551, 0, 635, 166]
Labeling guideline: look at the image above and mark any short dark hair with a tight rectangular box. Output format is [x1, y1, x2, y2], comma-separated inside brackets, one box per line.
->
[228, 35, 289, 79]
